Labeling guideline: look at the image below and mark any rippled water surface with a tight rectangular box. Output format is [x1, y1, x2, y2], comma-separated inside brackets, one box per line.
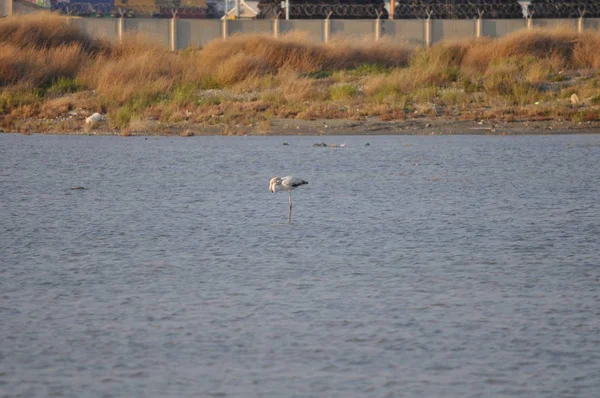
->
[1, 134, 600, 398]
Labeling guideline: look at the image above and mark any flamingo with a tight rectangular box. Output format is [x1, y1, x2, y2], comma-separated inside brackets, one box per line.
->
[269, 176, 308, 224]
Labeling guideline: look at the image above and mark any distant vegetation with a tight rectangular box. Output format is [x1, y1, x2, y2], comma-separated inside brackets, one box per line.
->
[2, 12, 600, 134]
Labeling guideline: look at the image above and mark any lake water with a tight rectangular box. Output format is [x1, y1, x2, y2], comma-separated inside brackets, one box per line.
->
[1, 133, 599, 398]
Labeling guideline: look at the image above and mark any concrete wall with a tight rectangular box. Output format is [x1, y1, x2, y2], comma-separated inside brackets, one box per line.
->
[178, 19, 221, 48]
[330, 19, 376, 41]
[70, 17, 120, 41]
[125, 18, 172, 48]
[584, 18, 600, 30]
[382, 20, 425, 46]
[1, 0, 11, 16]
[432, 19, 476, 43]
[280, 20, 324, 42]
[12, 0, 38, 15]
[481, 19, 526, 37]
[533, 18, 578, 30]
[228, 19, 272, 36]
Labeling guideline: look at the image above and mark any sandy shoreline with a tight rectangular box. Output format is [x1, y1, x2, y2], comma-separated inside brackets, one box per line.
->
[3, 116, 600, 136]
[268, 117, 600, 136]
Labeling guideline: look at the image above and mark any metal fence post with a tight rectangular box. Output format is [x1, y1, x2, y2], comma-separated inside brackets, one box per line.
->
[117, 10, 125, 44]
[578, 9, 586, 34]
[425, 11, 432, 48]
[375, 11, 381, 41]
[324, 11, 332, 43]
[274, 15, 280, 39]
[170, 10, 177, 51]
[476, 10, 483, 38]
[389, 0, 395, 20]
[222, 18, 228, 40]
[527, 9, 534, 30]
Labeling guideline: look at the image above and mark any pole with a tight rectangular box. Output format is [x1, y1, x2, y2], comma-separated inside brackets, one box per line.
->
[425, 11, 432, 48]
[476, 10, 484, 38]
[324, 12, 332, 43]
[118, 10, 124, 44]
[527, 10, 534, 30]
[578, 9, 586, 34]
[170, 10, 177, 51]
[274, 15, 280, 38]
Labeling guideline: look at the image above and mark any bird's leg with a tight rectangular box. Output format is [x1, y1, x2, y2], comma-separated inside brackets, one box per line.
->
[288, 192, 292, 224]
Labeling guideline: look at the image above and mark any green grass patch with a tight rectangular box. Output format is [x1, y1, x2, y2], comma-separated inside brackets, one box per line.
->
[197, 75, 221, 90]
[107, 93, 161, 128]
[0, 89, 42, 113]
[109, 104, 139, 128]
[412, 85, 439, 104]
[171, 83, 198, 106]
[368, 85, 405, 104]
[329, 84, 358, 101]
[510, 81, 539, 106]
[46, 77, 81, 96]
[350, 63, 390, 76]
[440, 87, 469, 107]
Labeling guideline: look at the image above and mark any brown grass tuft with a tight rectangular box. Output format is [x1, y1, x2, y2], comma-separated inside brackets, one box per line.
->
[0, 43, 84, 87]
[0, 11, 107, 53]
[462, 29, 592, 73]
[573, 32, 600, 69]
[199, 35, 412, 74]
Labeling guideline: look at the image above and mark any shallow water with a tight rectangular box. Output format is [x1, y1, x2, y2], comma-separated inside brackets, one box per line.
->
[1, 134, 599, 398]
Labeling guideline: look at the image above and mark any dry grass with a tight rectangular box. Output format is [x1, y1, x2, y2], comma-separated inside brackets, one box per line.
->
[2, 12, 600, 132]
[0, 43, 84, 87]
[462, 28, 600, 73]
[0, 12, 107, 53]
[38, 96, 75, 118]
[198, 35, 412, 74]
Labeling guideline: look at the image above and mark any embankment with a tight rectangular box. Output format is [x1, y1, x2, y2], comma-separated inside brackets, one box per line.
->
[2, 12, 600, 135]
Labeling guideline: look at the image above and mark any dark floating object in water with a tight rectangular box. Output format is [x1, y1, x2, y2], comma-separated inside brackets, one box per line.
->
[283, 142, 289, 146]
[365, 143, 370, 146]
[71, 187, 85, 190]
[313, 142, 328, 147]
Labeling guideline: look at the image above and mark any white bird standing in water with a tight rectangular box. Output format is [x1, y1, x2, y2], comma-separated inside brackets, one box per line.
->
[269, 176, 308, 224]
